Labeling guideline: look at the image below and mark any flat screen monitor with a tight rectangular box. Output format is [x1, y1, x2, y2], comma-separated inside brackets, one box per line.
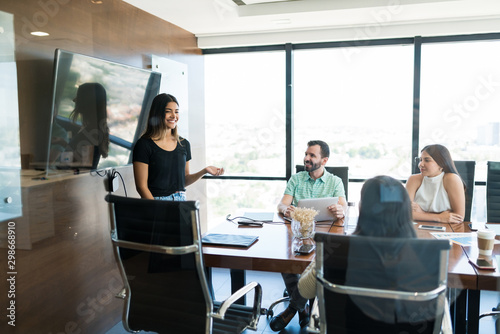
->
[46, 49, 161, 172]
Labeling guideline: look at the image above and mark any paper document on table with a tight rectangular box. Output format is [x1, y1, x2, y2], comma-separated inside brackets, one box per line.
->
[431, 232, 500, 247]
[431, 232, 476, 246]
[486, 223, 500, 236]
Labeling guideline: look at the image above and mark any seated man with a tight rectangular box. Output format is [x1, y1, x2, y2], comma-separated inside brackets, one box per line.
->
[271, 140, 347, 331]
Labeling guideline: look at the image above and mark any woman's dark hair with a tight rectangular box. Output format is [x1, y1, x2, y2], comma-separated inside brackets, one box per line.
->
[421, 144, 466, 191]
[142, 93, 181, 143]
[353, 175, 416, 238]
[70, 82, 109, 158]
[421, 144, 459, 174]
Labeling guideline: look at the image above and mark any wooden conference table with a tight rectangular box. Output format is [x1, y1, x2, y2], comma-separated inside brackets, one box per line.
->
[202, 215, 500, 334]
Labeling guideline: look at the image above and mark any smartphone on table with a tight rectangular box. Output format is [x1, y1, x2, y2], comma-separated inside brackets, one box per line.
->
[418, 225, 446, 232]
[296, 244, 315, 254]
[469, 257, 497, 270]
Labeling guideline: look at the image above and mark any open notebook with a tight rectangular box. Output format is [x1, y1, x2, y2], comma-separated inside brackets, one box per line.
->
[202, 233, 259, 247]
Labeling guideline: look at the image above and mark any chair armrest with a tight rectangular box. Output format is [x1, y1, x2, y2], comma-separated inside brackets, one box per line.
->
[318, 276, 447, 301]
[111, 231, 198, 255]
[212, 281, 262, 327]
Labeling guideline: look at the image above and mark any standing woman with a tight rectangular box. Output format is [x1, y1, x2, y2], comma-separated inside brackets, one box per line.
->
[406, 144, 465, 223]
[133, 93, 224, 200]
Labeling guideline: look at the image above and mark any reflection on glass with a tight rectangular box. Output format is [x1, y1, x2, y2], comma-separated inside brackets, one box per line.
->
[50, 83, 110, 169]
[293, 45, 414, 180]
[46, 49, 161, 172]
[0, 11, 22, 222]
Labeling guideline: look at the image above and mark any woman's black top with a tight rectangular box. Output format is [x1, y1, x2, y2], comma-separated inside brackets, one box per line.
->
[132, 137, 191, 197]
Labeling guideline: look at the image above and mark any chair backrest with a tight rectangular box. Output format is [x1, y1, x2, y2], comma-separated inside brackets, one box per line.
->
[105, 195, 213, 334]
[314, 232, 450, 334]
[295, 165, 349, 201]
[413, 159, 475, 222]
[487, 161, 500, 223]
[455, 161, 475, 222]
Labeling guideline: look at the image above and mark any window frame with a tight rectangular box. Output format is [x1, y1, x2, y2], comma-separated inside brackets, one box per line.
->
[202, 32, 500, 190]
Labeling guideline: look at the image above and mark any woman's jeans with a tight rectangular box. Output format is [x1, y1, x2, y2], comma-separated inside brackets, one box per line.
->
[154, 192, 186, 201]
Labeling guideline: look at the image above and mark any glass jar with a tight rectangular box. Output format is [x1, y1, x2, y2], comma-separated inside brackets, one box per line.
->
[291, 218, 316, 239]
[344, 201, 358, 235]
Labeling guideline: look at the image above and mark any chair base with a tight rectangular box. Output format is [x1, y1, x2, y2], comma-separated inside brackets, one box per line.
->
[213, 302, 266, 333]
[266, 297, 290, 317]
[479, 303, 500, 319]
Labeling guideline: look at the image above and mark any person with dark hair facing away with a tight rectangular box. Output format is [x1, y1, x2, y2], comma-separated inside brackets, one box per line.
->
[272, 140, 347, 331]
[298, 175, 417, 299]
[406, 144, 465, 223]
[68, 82, 109, 169]
[133, 93, 224, 200]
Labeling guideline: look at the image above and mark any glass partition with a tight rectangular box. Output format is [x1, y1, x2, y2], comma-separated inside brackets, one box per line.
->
[0, 11, 21, 222]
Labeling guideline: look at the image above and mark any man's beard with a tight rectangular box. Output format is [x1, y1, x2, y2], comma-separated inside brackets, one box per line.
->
[304, 160, 321, 172]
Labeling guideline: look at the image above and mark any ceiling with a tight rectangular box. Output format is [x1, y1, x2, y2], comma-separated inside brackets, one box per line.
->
[123, 0, 500, 48]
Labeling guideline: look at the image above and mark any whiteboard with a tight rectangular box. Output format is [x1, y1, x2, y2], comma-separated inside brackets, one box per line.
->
[151, 55, 189, 139]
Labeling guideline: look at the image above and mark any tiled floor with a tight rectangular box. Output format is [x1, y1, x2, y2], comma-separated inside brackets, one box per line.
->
[106, 268, 308, 334]
[106, 268, 500, 334]
[478, 290, 500, 334]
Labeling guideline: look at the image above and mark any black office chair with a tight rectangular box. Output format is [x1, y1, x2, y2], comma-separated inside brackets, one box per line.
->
[455, 161, 476, 222]
[310, 233, 452, 334]
[487, 161, 500, 223]
[295, 165, 349, 201]
[413, 159, 475, 222]
[105, 194, 263, 334]
[477, 162, 500, 327]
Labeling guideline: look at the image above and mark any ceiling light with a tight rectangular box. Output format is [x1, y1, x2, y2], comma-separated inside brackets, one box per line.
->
[239, 0, 290, 4]
[91, 0, 103, 4]
[31, 31, 49, 36]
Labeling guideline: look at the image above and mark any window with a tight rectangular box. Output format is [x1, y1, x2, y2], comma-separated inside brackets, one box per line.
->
[293, 45, 414, 190]
[204, 179, 286, 230]
[204, 51, 287, 224]
[420, 40, 500, 181]
[420, 39, 500, 221]
[203, 35, 500, 221]
[204, 51, 286, 177]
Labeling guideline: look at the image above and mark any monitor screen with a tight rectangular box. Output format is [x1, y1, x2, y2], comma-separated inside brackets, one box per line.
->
[46, 49, 161, 172]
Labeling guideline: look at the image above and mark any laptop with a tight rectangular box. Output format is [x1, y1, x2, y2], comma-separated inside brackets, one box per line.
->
[297, 197, 339, 222]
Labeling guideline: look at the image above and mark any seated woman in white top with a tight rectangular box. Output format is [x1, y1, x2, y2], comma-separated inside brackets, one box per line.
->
[406, 144, 465, 223]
